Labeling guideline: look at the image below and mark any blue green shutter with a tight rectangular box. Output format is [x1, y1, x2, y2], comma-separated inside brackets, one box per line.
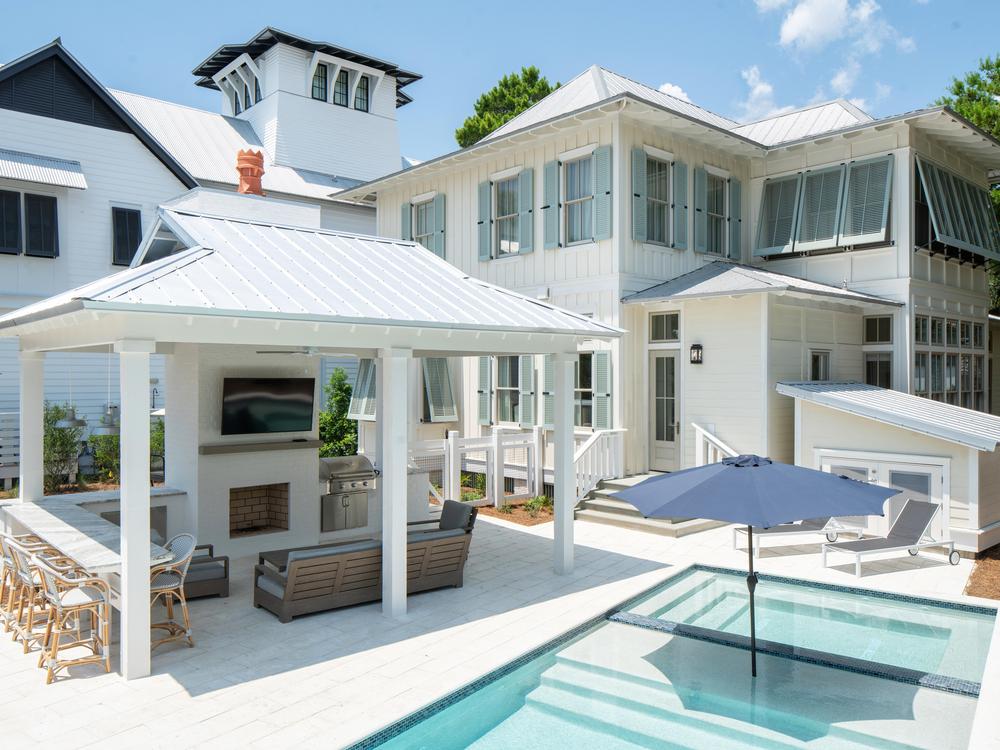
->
[592, 351, 612, 430]
[693, 167, 708, 253]
[400, 202, 412, 241]
[422, 358, 456, 421]
[518, 168, 534, 253]
[542, 355, 554, 429]
[839, 154, 893, 246]
[518, 355, 536, 427]
[632, 148, 647, 242]
[477, 356, 492, 425]
[429, 193, 446, 258]
[477, 181, 491, 260]
[673, 161, 688, 249]
[543, 160, 560, 249]
[728, 178, 742, 260]
[593, 145, 613, 241]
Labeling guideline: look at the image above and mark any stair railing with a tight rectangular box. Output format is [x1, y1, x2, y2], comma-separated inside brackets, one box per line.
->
[574, 428, 627, 503]
[691, 423, 738, 466]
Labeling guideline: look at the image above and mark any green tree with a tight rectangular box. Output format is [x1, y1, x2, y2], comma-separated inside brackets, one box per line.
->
[319, 368, 358, 458]
[937, 56, 1000, 304]
[43, 402, 85, 493]
[455, 67, 559, 148]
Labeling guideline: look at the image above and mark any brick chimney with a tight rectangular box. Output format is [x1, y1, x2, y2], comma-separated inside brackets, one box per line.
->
[236, 149, 265, 196]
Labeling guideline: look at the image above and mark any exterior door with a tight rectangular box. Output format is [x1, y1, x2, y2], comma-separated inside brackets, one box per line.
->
[649, 352, 678, 471]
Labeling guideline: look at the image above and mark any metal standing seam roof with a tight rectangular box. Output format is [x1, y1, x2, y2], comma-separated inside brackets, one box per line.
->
[622, 261, 901, 307]
[730, 100, 872, 146]
[776, 381, 1000, 452]
[0, 148, 87, 189]
[0, 208, 622, 340]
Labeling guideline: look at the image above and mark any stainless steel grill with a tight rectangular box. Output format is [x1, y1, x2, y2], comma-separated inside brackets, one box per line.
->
[319, 454, 378, 494]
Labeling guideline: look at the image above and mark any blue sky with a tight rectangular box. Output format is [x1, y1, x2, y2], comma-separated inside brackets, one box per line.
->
[3, 0, 999, 161]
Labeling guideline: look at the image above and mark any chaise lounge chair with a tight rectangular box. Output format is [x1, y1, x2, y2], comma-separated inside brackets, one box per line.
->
[733, 516, 865, 557]
[822, 499, 961, 577]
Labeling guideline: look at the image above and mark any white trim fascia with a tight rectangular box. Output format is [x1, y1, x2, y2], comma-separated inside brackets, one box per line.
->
[643, 144, 674, 163]
[559, 143, 598, 162]
[760, 293, 770, 454]
[409, 190, 437, 205]
[704, 163, 730, 179]
[212, 53, 262, 90]
[489, 165, 523, 182]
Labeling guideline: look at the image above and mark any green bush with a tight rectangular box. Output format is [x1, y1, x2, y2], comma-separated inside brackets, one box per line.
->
[43, 403, 84, 494]
[150, 418, 165, 460]
[460, 471, 486, 499]
[497, 504, 514, 514]
[89, 434, 121, 483]
[460, 490, 483, 503]
[524, 495, 553, 518]
[319, 368, 358, 458]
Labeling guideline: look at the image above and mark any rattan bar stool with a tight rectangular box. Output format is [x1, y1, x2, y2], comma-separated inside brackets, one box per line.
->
[33, 555, 111, 683]
[150, 533, 196, 651]
[0, 533, 46, 633]
[5, 536, 63, 651]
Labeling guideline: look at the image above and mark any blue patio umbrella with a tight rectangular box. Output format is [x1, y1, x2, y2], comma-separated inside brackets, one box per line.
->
[614, 454, 899, 676]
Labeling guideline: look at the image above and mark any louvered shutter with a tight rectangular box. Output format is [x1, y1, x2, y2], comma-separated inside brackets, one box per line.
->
[543, 160, 560, 249]
[593, 145, 613, 241]
[348, 358, 377, 421]
[672, 161, 688, 250]
[400, 202, 412, 241]
[477, 181, 491, 260]
[693, 167, 708, 253]
[728, 178, 742, 260]
[592, 351, 612, 430]
[795, 166, 845, 252]
[518, 355, 536, 427]
[542, 355, 555, 429]
[518, 168, 534, 253]
[755, 175, 802, 256]
[632, 148, 647, 242]
[477, 356, 492, 425]
[839, 154, 893, 246]
[917, 155, 1000, 258]
[429, 193, 446, 258]
[422, 358, 457, 422]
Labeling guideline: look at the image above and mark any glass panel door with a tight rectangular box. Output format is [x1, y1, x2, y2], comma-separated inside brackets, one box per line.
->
[649, 352, 678, 471]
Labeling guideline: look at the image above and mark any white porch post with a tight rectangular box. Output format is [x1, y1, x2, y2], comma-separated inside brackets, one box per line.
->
[553, 351, 575, 575]
[379, 347, 410, 617]
[116, 340, 154, 680]
[18, 351, 44, 501]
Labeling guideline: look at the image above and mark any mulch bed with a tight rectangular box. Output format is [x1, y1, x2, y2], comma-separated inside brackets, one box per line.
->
[477, 504, 554, 526]
[965, 543, 1000, 599]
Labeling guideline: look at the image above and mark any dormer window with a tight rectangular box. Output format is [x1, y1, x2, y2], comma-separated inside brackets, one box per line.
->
[354, 75, 370, 112]
[333, 69, 350, 107]
[311, 64, 328, 101]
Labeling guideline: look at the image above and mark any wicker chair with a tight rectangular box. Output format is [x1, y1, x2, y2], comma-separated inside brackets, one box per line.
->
[0, 533, 46, 633]
[150, 533, 196, 650]
[33, 554, 111, 684]
[5, 536, 62, 652]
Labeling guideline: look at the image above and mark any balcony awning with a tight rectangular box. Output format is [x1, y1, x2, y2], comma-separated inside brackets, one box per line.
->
[0, 148, 87, 190]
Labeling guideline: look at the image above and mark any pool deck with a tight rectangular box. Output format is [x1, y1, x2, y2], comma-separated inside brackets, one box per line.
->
[0, 516, 994, 749]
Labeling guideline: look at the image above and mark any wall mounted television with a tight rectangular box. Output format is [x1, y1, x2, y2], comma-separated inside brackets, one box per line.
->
[221, 378, 315, 436]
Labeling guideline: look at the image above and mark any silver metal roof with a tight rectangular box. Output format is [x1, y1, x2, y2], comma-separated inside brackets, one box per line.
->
[0, 148, 87, 189]
[730, 100, 872, 146]
[622, 261, 900, 307]
[486, 66, 737, 142]
[776, 381, 1000, 452]
[0, 206, 620, 339]
[110, 90, 359, 200]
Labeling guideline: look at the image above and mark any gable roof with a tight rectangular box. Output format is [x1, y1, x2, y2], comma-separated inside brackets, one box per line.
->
[622, 261, 900, 307]
[485, 65, 738, 142]
[0, 205, 621, 339]
[0, 41, 196, 188]
[192, 27, 421, 108]
[776, 381, 1000, 452]
[730, 99, 873, 146]
[110, 90, 359, 200]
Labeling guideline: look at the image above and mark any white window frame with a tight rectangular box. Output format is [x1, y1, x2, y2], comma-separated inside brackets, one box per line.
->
[563, 155, 594, 247]
[863, 315, 893, 344]
[810, 349, 831, 382]
[704, 169, 728, 255]
[411, 198, 435, 250]
[575, 351, 594, 429]
[649, 312, 680, 343]
[645, 155, 672, 247]
[495, 355, 520, 425]
[494, 174, 520, 257]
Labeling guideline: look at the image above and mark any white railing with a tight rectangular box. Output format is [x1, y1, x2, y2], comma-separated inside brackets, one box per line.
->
[692, 423, 739, 466]
[574, 428, 626, 503]
[0, 412, 18, 490]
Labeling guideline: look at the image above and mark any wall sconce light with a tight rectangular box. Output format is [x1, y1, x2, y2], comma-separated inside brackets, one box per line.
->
[690, 344, 704, 365]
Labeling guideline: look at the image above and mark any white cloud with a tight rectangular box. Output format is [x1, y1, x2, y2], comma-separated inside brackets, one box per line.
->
[658, 82, 692, 102]
[779, 0, 850, 51]
[896, 36, 916, 53]
[874, 82, 892, 101]
[848, 97, 868, 111]
[830, 60, 861, 96]
[737, 66, 796, 121]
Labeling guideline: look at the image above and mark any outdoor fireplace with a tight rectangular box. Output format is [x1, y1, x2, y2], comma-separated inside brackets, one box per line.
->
[229, 482, 289, 537]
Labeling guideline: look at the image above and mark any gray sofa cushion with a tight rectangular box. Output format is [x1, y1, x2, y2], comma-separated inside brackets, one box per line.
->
[256, 573, 287, 599]
[439, 500, 474, 531]
[187, 561, 227, 583]
[408, 528, 467, 544]
[287, 539, 380, 564]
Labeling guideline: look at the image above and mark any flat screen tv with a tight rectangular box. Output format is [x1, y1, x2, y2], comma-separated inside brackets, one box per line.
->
[221, 378, 315, 436]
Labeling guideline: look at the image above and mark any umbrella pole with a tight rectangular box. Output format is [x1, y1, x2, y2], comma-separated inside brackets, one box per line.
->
[747, 524, 758, 677]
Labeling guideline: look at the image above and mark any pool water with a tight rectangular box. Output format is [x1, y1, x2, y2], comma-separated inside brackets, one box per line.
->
[361, 569, 994, 750]
[626, 568, 995, 683]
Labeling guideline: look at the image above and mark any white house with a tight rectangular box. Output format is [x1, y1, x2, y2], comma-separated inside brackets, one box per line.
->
[0, 29, 421, 475]
[337, 65, 1000, 551]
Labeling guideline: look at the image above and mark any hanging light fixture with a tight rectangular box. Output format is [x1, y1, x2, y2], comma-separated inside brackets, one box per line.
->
[55, 357, 87, 429]
[91, 345, 120, 436]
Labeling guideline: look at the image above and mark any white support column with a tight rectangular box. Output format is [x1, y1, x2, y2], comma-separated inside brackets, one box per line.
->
[116, 339, 154, 680]
[18, 351, 44, 501]
[553, 352, 576, 575]
[379, 347, 411, 617]
[446, 430, 460, 502]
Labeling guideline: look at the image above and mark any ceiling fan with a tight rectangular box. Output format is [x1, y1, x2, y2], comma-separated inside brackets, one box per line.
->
[255, 347, 321, 356]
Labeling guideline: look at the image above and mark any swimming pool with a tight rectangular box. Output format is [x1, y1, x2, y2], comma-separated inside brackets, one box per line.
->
[351, 566, 995, 750]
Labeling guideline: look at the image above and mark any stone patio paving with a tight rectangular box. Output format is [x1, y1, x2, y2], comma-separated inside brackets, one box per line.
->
[0, 515, 986, 749]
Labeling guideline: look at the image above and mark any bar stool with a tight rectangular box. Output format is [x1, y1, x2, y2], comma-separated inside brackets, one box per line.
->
[33, 555, 111, 683]
[150, 533, 196, 650]
[5, 536, 62, 651]
[0, 533, 45, 632]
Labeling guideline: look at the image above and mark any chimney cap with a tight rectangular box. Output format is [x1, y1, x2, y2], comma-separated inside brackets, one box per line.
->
[236, 149, 265, 196]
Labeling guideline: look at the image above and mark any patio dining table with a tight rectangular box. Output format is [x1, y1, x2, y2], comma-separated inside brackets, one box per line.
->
[1, 499, 171, 575]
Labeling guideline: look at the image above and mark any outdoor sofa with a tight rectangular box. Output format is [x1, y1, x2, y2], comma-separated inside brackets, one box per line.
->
[253, 500, 477, 622]
[183, 544, 230, 599]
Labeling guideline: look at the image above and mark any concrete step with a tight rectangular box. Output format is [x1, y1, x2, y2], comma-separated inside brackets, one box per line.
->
[574, 508, 726, 537]
[577, 496, 645, 516]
